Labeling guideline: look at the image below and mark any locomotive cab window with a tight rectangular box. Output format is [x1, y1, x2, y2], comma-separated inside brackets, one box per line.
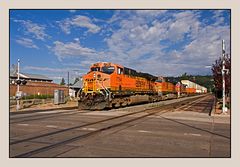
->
[91, 67, 100, 72]
[117, 67, 123, 75]
[102, 66, 115, 74]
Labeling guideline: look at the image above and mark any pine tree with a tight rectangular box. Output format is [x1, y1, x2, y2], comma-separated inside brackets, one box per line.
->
[60, 78, 66, 85]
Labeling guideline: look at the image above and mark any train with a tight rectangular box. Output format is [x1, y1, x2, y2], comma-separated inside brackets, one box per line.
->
[78, 62, 207, 110]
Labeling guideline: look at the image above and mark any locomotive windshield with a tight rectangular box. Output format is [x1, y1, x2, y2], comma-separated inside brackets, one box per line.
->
[102, 66, 115, 74]
[91, 67, 100, 71]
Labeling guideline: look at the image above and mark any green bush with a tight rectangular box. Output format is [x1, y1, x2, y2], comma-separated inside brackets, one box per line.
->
[24, 94, 54, 99]
[218, 103, 231, 109]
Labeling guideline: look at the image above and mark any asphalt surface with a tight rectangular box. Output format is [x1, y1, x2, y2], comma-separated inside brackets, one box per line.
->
[9, 95, 230, 158]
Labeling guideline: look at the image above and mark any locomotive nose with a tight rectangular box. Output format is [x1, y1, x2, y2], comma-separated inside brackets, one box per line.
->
[82, 71, 110, 95]
[92, 72, 102, 80]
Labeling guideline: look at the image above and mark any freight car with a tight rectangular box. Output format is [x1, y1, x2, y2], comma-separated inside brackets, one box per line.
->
[78, 62, 206, 110]
[181, 80, 207, 94]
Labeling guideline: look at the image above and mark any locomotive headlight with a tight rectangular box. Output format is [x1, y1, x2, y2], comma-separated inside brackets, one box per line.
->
[93, 73, 96, 78]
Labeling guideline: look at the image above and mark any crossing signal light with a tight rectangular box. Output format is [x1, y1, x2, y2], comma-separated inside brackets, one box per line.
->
[16, 79, 27, 85]
[22, 80, 27, 85]
[16, 79, 21, 85]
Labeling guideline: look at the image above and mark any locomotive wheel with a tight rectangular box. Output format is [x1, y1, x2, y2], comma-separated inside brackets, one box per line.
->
[114, 102, 121, 108]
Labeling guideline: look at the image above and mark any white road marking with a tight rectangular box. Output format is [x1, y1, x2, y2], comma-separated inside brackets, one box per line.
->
[184, 133, 201, 137]
[81, 127, 96, 131]
[46, 125, 58, 128]
[17, 123, 29, 126]
[138, 130, 152, 133]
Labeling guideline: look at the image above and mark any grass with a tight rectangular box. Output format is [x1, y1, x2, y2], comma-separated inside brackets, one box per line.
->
[23, 94, 54, 99]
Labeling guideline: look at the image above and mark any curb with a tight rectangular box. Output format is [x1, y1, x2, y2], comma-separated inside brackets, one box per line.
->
[10, 106, 78, 115]
[213, 113, 230, 117]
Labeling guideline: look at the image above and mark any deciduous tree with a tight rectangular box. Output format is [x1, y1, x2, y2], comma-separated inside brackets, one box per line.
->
[211, 54, 231, 95]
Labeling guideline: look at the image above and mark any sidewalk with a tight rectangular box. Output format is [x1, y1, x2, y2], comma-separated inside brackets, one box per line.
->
[213, 106, 231, 117]
[10, 101, 78, 114]
[211, 104, 230, 124]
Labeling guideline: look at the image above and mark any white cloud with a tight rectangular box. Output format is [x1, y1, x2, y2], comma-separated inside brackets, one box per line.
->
[182, 25, 230, 61]
[51, 40, 99, 60]
[58, 15, 101, 34]
[23, 66, 84, 75]
[104, 10, 230, 76]
[107, 10, 122, 23]
[164, 23, 230, 76]
[14, 19, 49, 40]
[51, 76, 64, 80]
[212, 10, 225, 19]
[24, 66, 67, 72]
[212, 10, 226, 26]
[165, 11, 201, 41]
[15, 38, 39, 49]
[105, 12, 171, 68]
[41, 10, 230, 76]
[23, 66, 86, 83]
[135, 10, 167, 17]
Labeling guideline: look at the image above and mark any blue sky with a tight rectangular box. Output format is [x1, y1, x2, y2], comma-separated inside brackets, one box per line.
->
[10, 10, 230, 83]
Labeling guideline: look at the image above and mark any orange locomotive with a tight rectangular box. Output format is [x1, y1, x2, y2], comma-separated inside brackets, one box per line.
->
[154, 80, 176, 99]
[78, 62, 162, 109]
[78, 62, 204, 110]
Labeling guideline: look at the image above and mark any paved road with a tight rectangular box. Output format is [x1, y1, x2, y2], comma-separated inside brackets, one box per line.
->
[10, 95, 230, 157]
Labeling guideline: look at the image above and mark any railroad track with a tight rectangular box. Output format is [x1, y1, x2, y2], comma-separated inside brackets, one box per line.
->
[10, 95, 211, 158]
[179, 95, 214, 113]
[10, 109, 92, 124]
[173, 95, 212, 110]
[9, 95, 207, 124]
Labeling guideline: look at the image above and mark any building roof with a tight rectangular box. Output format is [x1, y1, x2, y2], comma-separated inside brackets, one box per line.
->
[70, 80, 83, 89]
[10, 71, 52, 81]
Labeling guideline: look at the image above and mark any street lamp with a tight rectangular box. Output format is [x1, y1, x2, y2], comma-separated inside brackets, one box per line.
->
[67, 71, 69, 97]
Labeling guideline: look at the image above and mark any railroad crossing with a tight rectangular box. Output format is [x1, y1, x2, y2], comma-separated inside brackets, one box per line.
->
[10, 94, 230, 157]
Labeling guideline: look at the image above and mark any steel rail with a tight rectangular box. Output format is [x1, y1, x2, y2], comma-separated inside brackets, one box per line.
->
[12, 96, 209, 157]
[10, 96, 205, 146]
[10, 110, 84, 124]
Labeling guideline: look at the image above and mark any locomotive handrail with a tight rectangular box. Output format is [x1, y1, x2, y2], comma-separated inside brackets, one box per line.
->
[83, 81, 88, 94]
[96, 79, 112, 101]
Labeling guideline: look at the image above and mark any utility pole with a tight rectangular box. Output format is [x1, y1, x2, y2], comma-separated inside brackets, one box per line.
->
[222, 40, 227, 114]
[68, 71, 70, 97]
[16, 59, 20, 111]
